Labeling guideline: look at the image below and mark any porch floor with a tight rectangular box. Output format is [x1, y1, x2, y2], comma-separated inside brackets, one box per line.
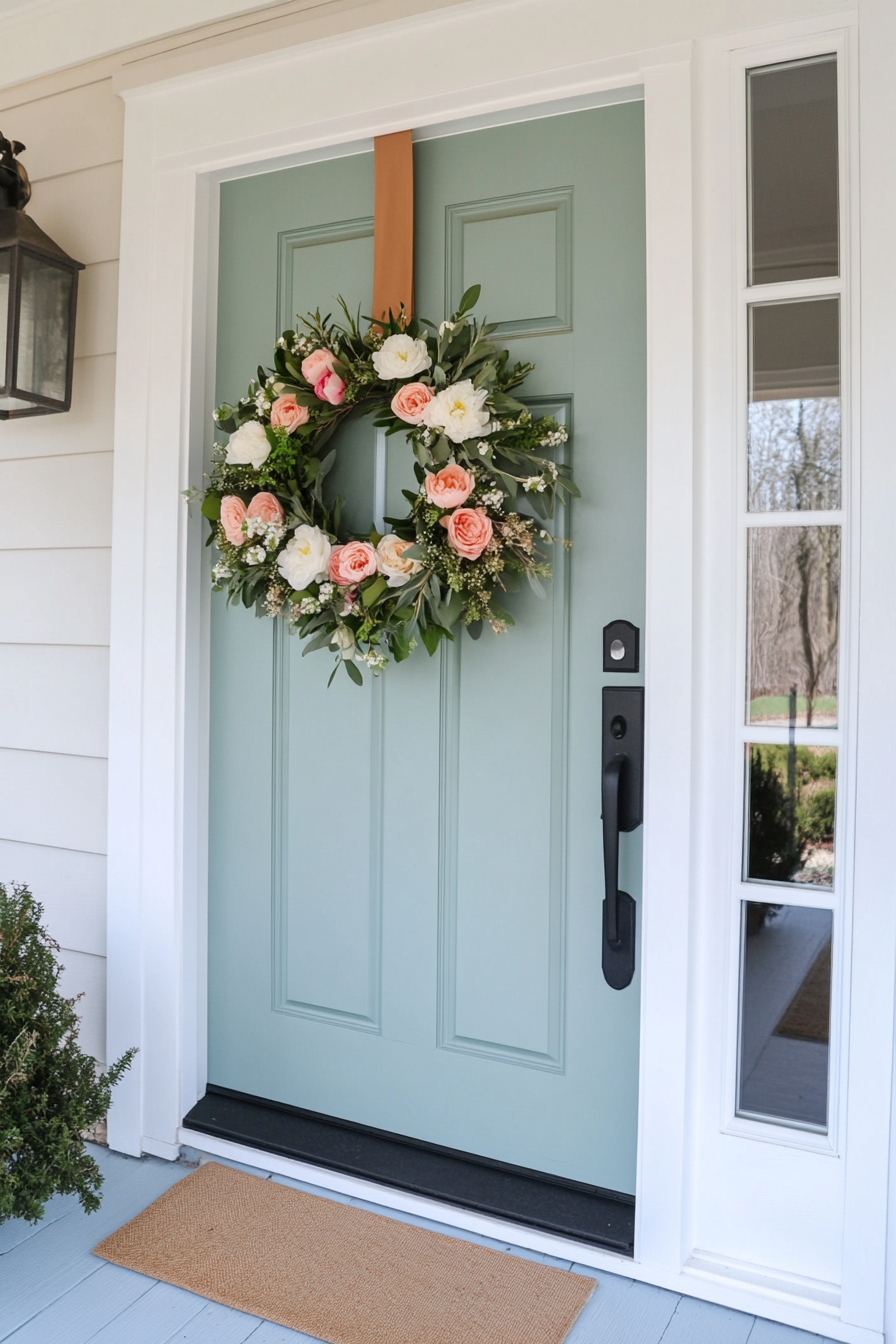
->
[0, 1144, 841, 1344]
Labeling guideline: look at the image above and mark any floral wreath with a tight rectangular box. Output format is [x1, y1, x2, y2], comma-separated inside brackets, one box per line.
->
[192, 284, 578, 685]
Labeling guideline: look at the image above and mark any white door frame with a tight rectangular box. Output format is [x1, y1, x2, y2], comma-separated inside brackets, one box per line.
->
[103, 2, 894, 1337]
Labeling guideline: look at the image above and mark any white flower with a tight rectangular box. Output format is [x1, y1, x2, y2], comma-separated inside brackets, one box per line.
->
[225, 420, 271, 470]
[318, 582, 335, 603]
[372, 333, 432, 380]
[298, 597, 320, 615]
[376, 533, 422, 588]
[246, 545, 267, 565]
[523, 475, 547, 493]
[277, 524, 332, 591]
[331, 625, 356, 659]
[422, 380, 490, 444]
[480, 490, 504, 509]
[212, 562, 232, 581]
[438, 320, 456, 336]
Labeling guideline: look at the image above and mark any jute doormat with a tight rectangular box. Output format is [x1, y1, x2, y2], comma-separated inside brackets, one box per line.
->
[93, 1161, 595, 1344]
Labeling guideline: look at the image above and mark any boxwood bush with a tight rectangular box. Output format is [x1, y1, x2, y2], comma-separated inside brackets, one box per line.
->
[0, 882, 135, 1225]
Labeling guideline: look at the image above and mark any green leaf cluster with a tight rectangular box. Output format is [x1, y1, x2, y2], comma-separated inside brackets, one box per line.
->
[0, 884, 135, 1225]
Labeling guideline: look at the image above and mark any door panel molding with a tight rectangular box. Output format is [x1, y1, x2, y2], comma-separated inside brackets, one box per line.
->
[445, 189, 572, 338]
[277, 216, 374, 334]
[436, 397, 572, 1071]
[271, 624, 385, 1033]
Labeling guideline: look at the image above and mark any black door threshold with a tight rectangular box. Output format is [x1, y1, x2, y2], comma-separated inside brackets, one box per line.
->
[183, 1086, 635, 1255]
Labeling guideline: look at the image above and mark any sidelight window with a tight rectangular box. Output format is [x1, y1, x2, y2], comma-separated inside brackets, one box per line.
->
[735, 54, 844, 1135]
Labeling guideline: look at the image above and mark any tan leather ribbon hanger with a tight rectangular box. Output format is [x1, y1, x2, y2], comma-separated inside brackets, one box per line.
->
[373, 130, 414, 326]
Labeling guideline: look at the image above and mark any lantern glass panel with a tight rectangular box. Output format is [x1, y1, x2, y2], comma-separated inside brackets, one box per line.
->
[16, 252, 73, 403]
[0, 248, 10, 394]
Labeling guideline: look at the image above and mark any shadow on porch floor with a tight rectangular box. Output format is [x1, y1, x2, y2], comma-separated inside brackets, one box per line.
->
[0, 1143, 841, 1344]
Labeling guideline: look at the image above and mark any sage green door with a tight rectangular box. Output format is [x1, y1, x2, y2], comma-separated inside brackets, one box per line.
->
[208, 101, 646, 1195]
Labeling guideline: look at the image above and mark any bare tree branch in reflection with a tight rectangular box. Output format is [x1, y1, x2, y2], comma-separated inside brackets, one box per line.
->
[749, 525, 839, 725]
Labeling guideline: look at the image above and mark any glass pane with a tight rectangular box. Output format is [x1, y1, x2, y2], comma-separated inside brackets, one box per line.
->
[15, 253, 73, 403]
[745, 743, 837, 887]
[0, 249, 10, 393]
[747, 525, 839, 727]
[738, 902, 831, 1129]
[748, 299, 840, 512]
[748, 57, 839, 285]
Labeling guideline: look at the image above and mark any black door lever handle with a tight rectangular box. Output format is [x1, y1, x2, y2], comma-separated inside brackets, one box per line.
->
[602, 755, 624, 947]
[600, 687, 644, 990]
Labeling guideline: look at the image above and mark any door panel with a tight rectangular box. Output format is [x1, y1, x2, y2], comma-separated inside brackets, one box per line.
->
[208, 103, 646, 1196]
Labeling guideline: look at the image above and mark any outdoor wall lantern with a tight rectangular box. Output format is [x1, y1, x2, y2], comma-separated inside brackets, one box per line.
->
[0, 133, 84, 419]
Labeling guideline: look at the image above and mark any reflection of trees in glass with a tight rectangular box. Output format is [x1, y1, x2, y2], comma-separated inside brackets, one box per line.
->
[747, 744, 836, 887]
[748, 397, 840, 512]
[749, 525, 839, 726]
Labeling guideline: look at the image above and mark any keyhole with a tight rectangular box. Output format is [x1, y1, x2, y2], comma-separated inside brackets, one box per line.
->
[610, 639, 626, 661]
[610, 715, 627, 740]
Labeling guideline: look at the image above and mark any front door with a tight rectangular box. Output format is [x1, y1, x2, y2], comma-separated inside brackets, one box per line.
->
[202, 101, 646, 1238]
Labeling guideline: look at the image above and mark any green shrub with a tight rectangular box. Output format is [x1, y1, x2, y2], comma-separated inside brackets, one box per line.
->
[0, 882, 135, 1225]
[798, 786, 836, 845]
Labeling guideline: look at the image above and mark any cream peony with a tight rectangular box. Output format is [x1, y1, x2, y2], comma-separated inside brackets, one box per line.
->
[376, 533, 422, 588]
[372, 334, 432, 381]
[421, 380, 490, 445]
[225, 420, 271, 470]
[277, 525, 332, 591]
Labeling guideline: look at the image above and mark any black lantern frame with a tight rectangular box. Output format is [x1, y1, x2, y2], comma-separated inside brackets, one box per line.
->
[0, 134, 84, 420]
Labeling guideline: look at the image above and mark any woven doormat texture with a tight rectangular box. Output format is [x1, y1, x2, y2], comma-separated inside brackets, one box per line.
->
[93, 1161, 595, 1344]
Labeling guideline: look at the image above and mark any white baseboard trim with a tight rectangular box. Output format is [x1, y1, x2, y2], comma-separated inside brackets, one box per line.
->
[685, 1249, 840, 1312]
[142, 1134, 182, 1161]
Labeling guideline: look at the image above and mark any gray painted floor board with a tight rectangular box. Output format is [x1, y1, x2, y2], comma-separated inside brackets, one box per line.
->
[4, 1262, 151, 1343]
[0, 1144, 850, 1344]
[659, 1293, 755, 1344]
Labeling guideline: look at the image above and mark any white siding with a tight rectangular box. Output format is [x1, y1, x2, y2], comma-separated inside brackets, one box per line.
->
[0, 841, 106, 955]
[0, 75, 122, 1063]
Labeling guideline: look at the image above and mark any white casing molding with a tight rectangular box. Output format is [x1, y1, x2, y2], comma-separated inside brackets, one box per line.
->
[105, 1, 893, 1338]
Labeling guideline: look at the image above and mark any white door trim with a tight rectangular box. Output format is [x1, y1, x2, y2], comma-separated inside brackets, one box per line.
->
[104, 3, 891, 1337]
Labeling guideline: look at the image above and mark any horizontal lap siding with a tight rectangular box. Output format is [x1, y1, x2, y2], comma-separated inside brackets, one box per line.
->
[0, 77, 123, 1063]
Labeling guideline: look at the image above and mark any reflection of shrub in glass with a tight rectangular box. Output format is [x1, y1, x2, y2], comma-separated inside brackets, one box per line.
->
[799, 786, 836, 844]
[747, 744, 836, 887]
[747, 747, 804, 882]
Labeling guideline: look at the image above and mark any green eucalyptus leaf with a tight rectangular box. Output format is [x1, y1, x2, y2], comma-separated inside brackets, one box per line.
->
[362, 575, 388, 607]
[200, 493, 222, 521]
[458, 283, 481, 315]
[345, 659, 364, 686]
[467, 620, 483, 641]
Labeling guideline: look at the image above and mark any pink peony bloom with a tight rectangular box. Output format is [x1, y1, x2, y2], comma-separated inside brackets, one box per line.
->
[391, 381, 434, 425]
[329, 541, 378, 586]
[301, 349, 335, 385]
[220, 495, 248, 546]
[246, 492, 285, 525]
[425, 463, 475, 509]
[270, 394, 310, 433]
[441, 506, 493, 561]
[314, 370, 346, 405]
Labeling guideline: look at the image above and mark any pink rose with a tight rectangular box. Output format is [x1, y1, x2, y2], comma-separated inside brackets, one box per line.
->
[329, 541, 378, 586]
[425, 463, 475, 509]
[220, 495, 247, 546]
[246, 492, 285, 525]
[314, 370, 346, 406]
[270, 394, 310, 433]
[441, 506, 493, 561]
[301, 349, 335, 385]
[391, 382, 434, 425]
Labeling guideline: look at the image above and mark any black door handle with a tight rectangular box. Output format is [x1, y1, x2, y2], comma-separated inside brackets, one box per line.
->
[601, 687, 644, 990]
[602, 755, 624, 947]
